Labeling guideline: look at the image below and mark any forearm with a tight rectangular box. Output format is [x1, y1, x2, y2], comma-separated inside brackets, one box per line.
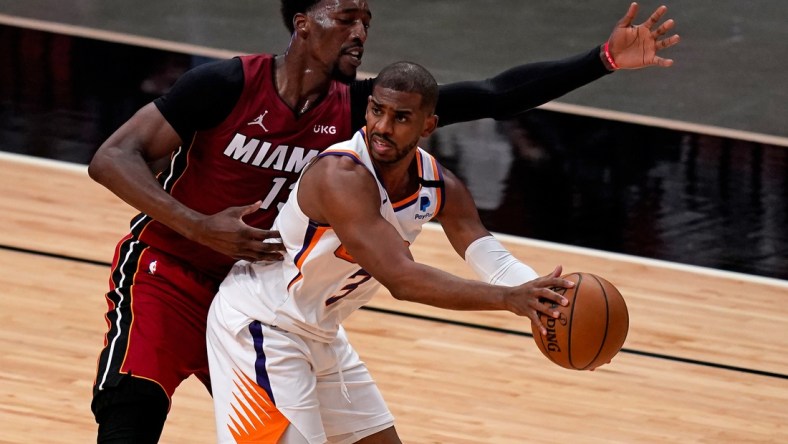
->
[435, 46, 610, 126]
[88, 146, 201, 239]
[383, 262, 510, 312]
[465, 235, 538, 286]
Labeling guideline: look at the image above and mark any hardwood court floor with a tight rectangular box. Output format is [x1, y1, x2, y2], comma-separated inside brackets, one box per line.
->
[1, 153, 787, 443]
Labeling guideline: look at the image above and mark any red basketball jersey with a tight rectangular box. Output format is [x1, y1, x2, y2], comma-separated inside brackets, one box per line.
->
[134, 54, 353, 278]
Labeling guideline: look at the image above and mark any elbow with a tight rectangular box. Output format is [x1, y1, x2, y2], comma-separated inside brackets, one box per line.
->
[389, 289, 410, 302]
[87, 148, 108, 184]
[381, 276, 415, 302]
[88, 143, 123, 186]
[387, 277, 427, 304]
[374, 258, 422, 302]
[87, 151, 101, 183]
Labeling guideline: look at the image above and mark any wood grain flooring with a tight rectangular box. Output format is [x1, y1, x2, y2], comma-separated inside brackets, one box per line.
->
[1, 153, 786, 443]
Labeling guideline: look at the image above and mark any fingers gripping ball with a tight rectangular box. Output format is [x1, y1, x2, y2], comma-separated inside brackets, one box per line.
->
[531, 273, 629, 370]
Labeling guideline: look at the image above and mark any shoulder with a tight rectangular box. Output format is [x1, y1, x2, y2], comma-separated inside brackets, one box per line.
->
[297, 146, 379, 224]
[438, 165, 468, 197]
[320, 130, 366, 157]
[309, 150, 369, 182]
[305, 133, 375, 193]
[158, 57, 244, 100]
[181, 57, 244, 85]
[432, 161, 475, 217]
[153, 57, 246, 136]
[302, 131, 374, 190]
[235, 53, 276, 77]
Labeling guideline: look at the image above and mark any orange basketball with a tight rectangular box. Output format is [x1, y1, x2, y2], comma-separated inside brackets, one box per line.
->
[531, 272, 629, 370]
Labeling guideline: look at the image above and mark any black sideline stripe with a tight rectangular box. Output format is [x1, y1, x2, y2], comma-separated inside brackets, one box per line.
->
[1, 244, 111, 267]
[3, 243, 786, 381]
[360, 305, 788, 381]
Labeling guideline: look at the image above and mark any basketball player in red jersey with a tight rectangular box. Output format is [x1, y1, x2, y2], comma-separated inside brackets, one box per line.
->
[87, 1, 679, 441]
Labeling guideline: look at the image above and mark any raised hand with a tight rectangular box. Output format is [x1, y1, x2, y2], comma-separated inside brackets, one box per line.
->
[192, 201, 284, 262]
[605, 2, 680, 69]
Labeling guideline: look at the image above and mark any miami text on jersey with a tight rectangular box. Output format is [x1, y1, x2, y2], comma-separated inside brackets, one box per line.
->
[223, 133, 320, 173]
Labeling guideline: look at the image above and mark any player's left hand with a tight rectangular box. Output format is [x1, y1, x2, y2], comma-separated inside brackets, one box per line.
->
[606, 2, 680, 69]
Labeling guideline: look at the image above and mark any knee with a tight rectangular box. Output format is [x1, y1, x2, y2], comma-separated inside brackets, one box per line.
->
[92, 377, 169, 444]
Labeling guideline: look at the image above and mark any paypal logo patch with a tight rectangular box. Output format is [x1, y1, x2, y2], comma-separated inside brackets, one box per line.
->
[415, 196, 434, 220]
[419, 196, 431, 212]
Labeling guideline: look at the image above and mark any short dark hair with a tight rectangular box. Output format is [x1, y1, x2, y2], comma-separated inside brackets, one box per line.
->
[280, 0, 323, 34]
[374, 62, 438, 113]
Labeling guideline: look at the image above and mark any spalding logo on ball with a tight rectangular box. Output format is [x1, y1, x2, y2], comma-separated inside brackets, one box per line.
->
[531, 272, 629, 370]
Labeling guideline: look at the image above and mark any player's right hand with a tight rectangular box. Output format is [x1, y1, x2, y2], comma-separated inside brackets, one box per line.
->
[505, 266, 572, 336]
[192, 201, 285, 262]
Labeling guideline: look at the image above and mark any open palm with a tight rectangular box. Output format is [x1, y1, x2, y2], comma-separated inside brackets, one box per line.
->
[607, 3, 680, 69]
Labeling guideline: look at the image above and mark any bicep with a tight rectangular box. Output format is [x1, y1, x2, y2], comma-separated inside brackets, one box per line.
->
[99, 59, 243, 164]
[88, 103, 184, 202]
[100, 102, 182, 163]
[154, 58, 243, 140]
[299, 158, 416, 286]
[435, 168, 491, 258]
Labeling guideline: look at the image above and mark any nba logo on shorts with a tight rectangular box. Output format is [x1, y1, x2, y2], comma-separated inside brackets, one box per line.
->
[148, 260, 157, 275]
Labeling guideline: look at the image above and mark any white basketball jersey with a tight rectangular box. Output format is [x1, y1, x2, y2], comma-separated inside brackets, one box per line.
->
[220, 129, 445, 342]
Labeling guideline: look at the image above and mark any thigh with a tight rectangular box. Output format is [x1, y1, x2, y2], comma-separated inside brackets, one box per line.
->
[207, 301, 394, 444]
[316, 327, 395, 440]
[208, 299, 322, 443]
[96, 243, 217, 399]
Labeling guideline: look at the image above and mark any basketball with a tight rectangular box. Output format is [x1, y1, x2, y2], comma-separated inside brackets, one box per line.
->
[531, 272, 629, 370]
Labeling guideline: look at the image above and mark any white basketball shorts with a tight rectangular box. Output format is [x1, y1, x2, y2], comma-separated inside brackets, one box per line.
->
[207, 295, 394, 444]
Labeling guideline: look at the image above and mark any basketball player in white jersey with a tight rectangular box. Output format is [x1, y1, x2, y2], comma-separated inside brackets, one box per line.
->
[207, 61, 575, 444]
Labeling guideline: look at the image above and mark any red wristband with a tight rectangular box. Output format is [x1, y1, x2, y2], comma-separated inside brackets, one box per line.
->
[603, 41, 620, 70]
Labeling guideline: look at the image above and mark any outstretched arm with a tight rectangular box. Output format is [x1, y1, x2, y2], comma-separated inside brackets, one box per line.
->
[435, 3, 679, 126]
[298, 155, 571, 333]
[435, 167, 573, 333]
[435, 48, 609, 126]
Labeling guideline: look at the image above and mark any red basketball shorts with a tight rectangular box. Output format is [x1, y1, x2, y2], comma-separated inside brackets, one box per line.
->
[93, 234, 222, 403]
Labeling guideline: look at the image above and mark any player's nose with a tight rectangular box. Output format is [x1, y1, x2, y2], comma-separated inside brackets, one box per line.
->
[375, 115, 393, 134]
[350, 20, 367, 43]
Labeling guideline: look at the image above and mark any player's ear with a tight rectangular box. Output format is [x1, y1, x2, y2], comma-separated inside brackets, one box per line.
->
[293, 13, 309, 37]
[421, 114, 438, 138]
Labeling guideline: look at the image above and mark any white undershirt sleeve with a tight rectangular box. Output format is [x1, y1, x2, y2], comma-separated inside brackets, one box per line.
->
[464, 235, 538, 286]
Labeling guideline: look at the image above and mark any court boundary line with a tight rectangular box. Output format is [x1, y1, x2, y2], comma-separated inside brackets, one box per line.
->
[2, 13, 787, 148]
[0, 151, 88, 173]
[540, 102, 788, 148]
[359, 305, 788, 380]
[2, 244, 786, 381]
[421, 224, 788, 288]
[0, 13, 240, 59]
[2, 151, 786, 287]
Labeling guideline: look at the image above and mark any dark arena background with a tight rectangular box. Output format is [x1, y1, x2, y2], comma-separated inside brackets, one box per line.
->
[1, 1, 787, 443]
[1, 0, 785, 279]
